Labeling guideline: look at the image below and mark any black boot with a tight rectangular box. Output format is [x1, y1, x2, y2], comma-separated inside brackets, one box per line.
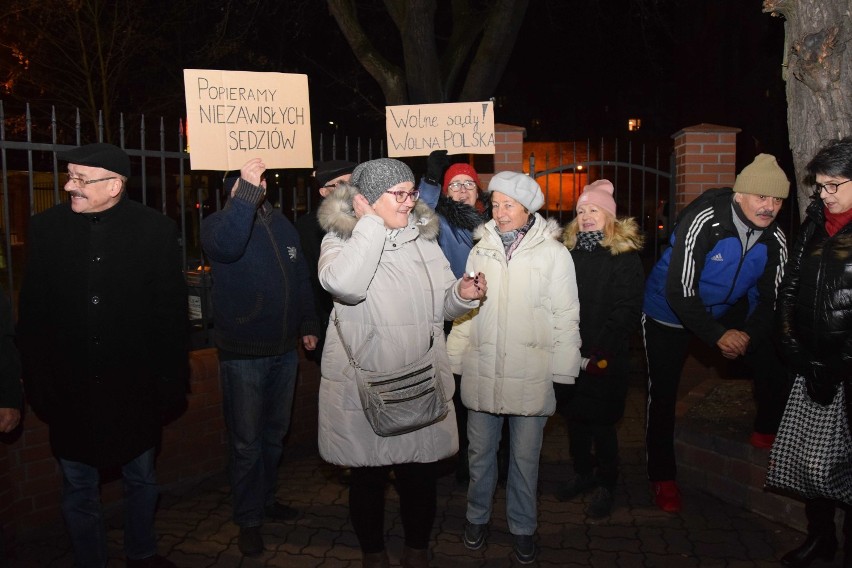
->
[780, 534, 837, 567]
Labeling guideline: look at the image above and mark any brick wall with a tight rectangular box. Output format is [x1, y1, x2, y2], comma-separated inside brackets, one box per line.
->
[672, 123, 740, 213]
[475, 123, 527, 189]
[0, 347, 321, 545]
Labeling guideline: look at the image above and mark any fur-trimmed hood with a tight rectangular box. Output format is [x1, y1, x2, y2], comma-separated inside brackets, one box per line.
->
[563, 216, 644, 255]
[316, 182, 440, 241]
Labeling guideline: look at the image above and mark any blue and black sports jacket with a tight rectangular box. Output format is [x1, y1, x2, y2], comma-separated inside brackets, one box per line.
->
[643, 188, 787, 346]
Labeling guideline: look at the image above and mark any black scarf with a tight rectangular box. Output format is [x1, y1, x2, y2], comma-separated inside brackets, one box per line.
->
[436, 194, 484, 231]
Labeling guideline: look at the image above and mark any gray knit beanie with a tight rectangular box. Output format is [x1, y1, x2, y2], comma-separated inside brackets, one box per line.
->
[351, 158, 415, 204]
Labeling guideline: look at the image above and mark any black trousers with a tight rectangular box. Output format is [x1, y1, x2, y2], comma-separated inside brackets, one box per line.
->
[804, 498, 852, 540]
[565, 416, 620, 488]
[642, 314, 792, 481]
[349, 462, 438, 553]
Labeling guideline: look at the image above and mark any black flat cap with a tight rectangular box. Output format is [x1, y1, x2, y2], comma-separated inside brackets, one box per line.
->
[58, 143, 130, 178]
[314, 160, 357, 187]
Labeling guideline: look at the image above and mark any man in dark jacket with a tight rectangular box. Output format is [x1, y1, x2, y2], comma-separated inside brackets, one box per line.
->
[17, 143, 188, 568]
[642, 154, 790, 513]
[295, 160, 355, 365]
[201, 157, 318, 557]
[0, 285, 21, 434]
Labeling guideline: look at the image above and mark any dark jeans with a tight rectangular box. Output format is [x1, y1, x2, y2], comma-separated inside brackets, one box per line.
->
[220, 350, 298, 527]
[59, 448, 159, 567]
[349, 462, 438, 553]
[642, 314, 791, 481]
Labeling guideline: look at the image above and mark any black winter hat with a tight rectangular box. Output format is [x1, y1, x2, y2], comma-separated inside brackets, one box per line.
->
[58, 143, 130, 178]
[314, 160, 357, 188]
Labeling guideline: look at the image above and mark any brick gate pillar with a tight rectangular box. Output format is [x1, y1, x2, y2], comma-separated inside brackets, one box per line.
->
[474, 123, 527, 188]
[672, 124, 740, 214]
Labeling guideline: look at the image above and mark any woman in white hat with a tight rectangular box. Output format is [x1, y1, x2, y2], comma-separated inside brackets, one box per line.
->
[448, 171, 580, 565]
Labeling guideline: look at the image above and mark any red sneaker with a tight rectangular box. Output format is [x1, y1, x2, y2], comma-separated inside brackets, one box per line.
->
[651, 480, 681, 512]
[749, 432, 776, 449]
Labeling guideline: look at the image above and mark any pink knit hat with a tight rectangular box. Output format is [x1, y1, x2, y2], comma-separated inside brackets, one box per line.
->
[442, 163, 481, 195]
[576, 179, 616, 217]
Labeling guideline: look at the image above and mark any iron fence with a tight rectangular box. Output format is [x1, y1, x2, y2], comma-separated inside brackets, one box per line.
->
[527, 138, 674, 259]
[0, 101, 384, 345]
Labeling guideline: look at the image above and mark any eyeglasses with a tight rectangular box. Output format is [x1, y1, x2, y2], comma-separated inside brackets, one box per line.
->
[322, 180, 344, 190]
[448, 180, 477, 192]
[815, 179, 852, 194]
[385, 189, 420, 203]
[65, 173, 117, 188]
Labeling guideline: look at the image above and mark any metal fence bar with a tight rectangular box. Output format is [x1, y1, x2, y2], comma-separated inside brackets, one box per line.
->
[0, 102, 11, 303]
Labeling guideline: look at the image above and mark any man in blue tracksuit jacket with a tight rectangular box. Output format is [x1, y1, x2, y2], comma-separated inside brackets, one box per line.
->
[642, 154, 790, 513]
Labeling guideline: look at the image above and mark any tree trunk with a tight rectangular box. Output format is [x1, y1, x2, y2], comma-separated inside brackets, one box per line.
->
[763, 0, 852, 220]
[328, 0, 529, 107]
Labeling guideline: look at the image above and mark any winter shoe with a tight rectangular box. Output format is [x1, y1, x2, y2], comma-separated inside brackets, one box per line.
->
[555, 472, 597, 502]
[463, 521, 488, 550]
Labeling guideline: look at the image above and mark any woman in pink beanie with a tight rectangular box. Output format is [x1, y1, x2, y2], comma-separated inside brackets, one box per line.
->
[556, 179, 645, 518]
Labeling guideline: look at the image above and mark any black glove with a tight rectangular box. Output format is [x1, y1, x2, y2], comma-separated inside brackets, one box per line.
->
[804, 362, 840, 406]
[425, 150, 449, 184]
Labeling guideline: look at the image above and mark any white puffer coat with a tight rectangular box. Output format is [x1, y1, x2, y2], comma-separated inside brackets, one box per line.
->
[316, 185, 478, 467]
[448, 215, 581, 416]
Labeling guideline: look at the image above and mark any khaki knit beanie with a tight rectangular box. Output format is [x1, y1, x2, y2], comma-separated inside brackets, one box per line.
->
[732, 154, 789, 199]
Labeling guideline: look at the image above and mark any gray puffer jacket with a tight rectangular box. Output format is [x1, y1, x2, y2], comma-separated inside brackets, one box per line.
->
[316, 184, 478, 467]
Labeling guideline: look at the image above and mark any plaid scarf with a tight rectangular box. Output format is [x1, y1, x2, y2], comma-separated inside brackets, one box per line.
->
[498, 214, 535, 260]
[576, 230, 604, 251]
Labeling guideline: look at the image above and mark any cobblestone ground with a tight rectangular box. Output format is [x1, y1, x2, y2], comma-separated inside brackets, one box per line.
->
[9, 378, 819, 568]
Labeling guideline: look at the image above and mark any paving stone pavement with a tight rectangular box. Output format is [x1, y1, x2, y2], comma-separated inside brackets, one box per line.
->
[8, 378, 824, 568]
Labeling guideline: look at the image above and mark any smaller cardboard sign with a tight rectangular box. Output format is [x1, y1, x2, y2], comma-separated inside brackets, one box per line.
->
[386, 101, 495, 157]
[183, 69, 313, 171]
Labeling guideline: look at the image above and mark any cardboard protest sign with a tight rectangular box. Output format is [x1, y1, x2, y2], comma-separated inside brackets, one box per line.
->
[386, 101, 495, 157]
[183, 69, 313, 170]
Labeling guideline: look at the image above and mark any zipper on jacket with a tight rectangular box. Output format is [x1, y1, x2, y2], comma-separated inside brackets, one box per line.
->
[720, 229, 752, 306]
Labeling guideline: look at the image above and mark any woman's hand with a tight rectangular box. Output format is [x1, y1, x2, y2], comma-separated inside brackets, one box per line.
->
[458, 271, 487, 301]
[352, 193, 375, 219]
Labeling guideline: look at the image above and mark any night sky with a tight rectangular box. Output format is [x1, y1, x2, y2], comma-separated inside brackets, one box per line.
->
[495, 1, 788, 153]
[2, 0, 789, 168]
[305, 0, 789, 167]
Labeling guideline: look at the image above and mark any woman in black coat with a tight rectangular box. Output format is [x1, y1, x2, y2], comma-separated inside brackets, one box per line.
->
[776, 137, 852, 568]
[555, 180, 645, 518]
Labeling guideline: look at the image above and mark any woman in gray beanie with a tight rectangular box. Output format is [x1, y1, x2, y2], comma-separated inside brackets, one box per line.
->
[316, 158, 487, 568]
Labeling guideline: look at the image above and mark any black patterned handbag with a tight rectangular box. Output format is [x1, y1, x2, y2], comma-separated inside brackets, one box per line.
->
[764, 375, 852, 504]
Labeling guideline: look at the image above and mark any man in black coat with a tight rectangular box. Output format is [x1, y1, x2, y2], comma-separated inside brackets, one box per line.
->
[17, 143, 188, 568]
[0, 285, 21, 434]
[295, 160, 355, 365]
